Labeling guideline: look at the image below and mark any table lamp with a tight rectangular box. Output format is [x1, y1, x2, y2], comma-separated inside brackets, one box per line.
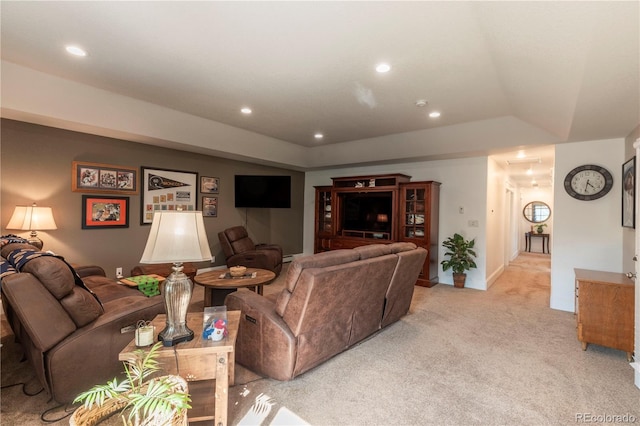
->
[6, 202, 57, 250]
[140, 210, 212, 346]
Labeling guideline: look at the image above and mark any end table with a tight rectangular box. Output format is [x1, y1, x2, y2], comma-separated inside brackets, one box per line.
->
[119, 310, 240, 425]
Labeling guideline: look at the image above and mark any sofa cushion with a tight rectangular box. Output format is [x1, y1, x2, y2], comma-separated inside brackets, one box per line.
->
[60, 286, 104, 327]
[84, 275, 145, 303]
[387, 242, 417, 253]
[353, 244, 392, 259]
[275, 250, 360, 317]
[21, 256, 75, 300]
[284, 250, 360, 292]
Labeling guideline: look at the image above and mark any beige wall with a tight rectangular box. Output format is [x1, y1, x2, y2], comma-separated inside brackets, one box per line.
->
[1, 119, 304, 279]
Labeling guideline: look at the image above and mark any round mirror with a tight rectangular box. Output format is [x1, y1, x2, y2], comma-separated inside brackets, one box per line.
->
[523, 201, 551, 223]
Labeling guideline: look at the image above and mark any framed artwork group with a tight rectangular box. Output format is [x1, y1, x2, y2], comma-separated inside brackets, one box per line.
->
[74, 162, 220, 229]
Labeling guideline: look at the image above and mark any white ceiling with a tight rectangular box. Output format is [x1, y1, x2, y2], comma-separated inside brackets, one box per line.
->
[1, 1, 638, 180]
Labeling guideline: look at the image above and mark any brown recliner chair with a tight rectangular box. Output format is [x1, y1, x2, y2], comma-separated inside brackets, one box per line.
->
[218, 226, 283, 276]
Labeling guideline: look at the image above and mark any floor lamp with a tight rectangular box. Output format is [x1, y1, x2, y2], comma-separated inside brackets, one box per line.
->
[140, 210, 212, 346]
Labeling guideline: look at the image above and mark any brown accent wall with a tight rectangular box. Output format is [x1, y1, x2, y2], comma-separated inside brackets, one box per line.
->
[1, 119, 304, 278]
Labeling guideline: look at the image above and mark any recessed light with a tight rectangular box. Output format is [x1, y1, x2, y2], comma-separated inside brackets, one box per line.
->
[65, 45, 87, 57]
[415, 100, 428, 107]
[375, 63, 391, 73]
[429, 111, 441, 118]
[314, 133, 324, 140]
[241, 107, 252, 114]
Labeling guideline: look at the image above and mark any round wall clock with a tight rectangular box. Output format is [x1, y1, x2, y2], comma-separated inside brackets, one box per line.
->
[564, 164, 614, 201]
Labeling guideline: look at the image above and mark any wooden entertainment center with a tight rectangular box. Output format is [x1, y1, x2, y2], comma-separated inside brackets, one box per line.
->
[314, 173, 440, 287]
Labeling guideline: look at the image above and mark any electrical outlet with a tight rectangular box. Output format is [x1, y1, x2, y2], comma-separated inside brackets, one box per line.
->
[459, 206, 464, 214]
[211, 256, 215, 264]
[116, 267, 123, 278]
[468, 220, 479, 227]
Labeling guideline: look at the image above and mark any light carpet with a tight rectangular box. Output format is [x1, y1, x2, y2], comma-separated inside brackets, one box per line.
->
[2, 253, 638, 425]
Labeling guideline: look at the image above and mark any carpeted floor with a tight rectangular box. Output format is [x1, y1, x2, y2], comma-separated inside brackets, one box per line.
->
[2, 253, 638, 425]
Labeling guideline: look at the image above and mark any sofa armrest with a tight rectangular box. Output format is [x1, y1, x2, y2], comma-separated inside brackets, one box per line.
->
[225, 291, 297, 381]
[75, 265, 106, 278]
[46, 294, 164, 403]
[2, 273, 76, 352]
[256, 244, 283, 256]
[227, 251, 276, 269]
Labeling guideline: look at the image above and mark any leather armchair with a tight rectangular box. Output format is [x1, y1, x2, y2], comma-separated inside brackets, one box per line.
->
[218, 226, 282, 275]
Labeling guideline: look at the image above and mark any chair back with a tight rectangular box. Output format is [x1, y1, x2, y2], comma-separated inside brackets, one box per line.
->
[218, 226, 256, 257]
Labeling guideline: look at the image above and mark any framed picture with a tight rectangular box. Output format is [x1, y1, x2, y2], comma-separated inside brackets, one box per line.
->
[72, 161, 138, 194]
[203, 196, 218, 217]
[82, 195, 129, 229]
[622, 156, 635, 228]
[201, 176, 219, 194]
[141, 167, 198, 224]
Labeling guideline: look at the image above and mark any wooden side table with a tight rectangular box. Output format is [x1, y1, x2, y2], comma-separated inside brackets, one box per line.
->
[119, 310, 240, 425]
[195, 268, 276, 306]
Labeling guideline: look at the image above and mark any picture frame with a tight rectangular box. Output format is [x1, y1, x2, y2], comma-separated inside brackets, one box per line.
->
[141, 167, 198, 224]
[82, 195, 129, 229]
[201, 176, 219, 194]
[622, 156, 635, 228]
[203, 196, 218, 217]
[72, 161, 138, 195]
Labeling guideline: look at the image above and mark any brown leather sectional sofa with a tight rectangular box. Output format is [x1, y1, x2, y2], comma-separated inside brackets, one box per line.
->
[0, 242, 165, 404]
[225, 242, 427, 381]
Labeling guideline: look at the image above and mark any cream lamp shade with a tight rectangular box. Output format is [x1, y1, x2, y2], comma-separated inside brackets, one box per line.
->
[140, 211, 212, 263]
[6, 203, 57, 249]
[140, 210, 212, 346]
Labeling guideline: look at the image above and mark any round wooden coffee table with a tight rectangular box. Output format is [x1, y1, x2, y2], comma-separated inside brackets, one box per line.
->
[194, 267, 276, 306]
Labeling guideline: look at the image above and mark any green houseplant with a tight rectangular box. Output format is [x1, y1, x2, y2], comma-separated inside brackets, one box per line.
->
[535, 223, 547, 234]
[71, 342, 191, 426]
[441, 233, 477, 288]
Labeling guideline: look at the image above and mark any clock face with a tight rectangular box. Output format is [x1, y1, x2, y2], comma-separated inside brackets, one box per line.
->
[564, 164, 614, 201]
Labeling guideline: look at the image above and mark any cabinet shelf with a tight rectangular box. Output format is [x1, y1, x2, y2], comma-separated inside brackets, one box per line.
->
[340, 230, 391, 240]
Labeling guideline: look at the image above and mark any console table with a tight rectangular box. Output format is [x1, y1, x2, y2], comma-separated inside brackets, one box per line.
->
[525, 232, 550, 254]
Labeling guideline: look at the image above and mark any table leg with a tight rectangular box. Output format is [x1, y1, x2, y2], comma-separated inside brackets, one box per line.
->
[204, 288, 236, 307]
[215, 352, 229, 426]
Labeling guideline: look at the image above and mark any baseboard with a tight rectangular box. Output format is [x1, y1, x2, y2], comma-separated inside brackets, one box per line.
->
[631, 362, 640, 389]
[486, 265, 505, 289]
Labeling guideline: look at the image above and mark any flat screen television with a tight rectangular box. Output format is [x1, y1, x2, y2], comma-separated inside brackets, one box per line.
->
[234, 175, 291, 208]
[341, 191, 392, 233]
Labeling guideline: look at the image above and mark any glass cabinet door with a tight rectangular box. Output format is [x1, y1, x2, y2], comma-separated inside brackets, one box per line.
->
[317, 188, 332, 234]
[403, 187, 426, 239]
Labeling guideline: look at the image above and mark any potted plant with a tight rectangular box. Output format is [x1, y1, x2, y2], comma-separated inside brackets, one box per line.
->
[441, 233, 477, 288]
[71, 342, 191, 426]
[535, 223, 547, 234]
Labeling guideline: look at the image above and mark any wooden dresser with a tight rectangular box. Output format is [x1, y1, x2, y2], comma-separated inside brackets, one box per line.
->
[574, 268, 635, 361]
